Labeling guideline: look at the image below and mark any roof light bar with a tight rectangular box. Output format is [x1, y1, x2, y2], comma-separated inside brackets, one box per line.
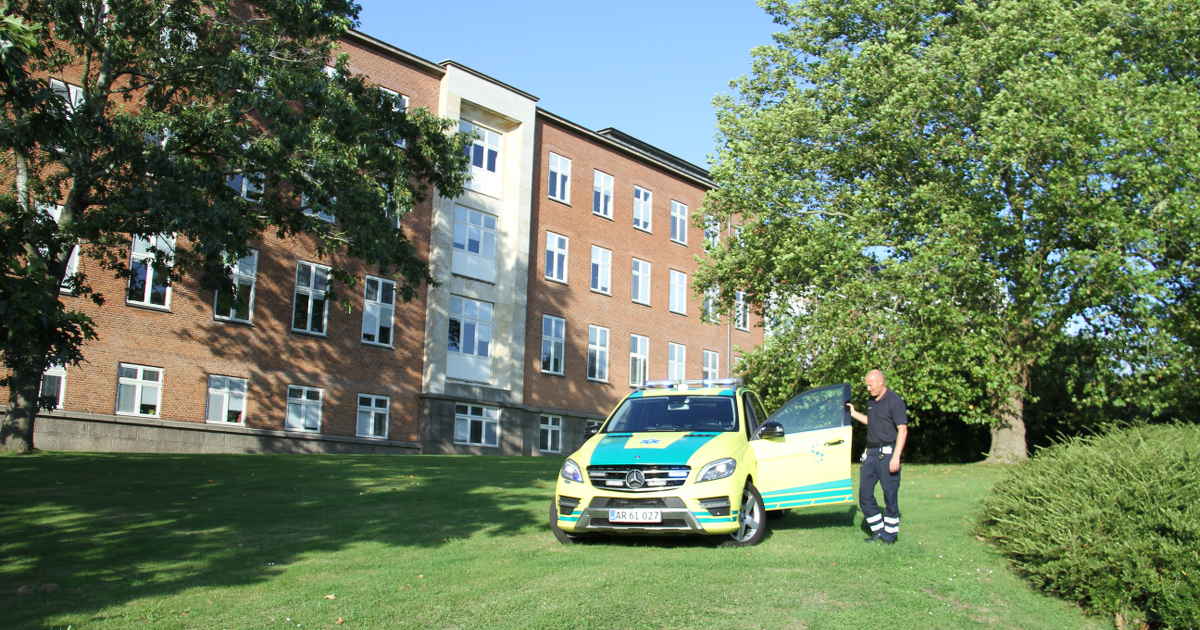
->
[636, 378, 743, 391]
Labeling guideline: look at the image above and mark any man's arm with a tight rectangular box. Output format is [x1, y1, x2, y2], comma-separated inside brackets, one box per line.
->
[890, 424, 907, 473]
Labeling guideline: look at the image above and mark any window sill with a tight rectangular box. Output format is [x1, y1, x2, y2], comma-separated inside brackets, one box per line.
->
[206, 419, 246, 427]
[116, 411, 160, 419]
[356, 433, 389, 440]
[454, 441, 500, 448]
[290, 328, 329, 338]
[589, 288, 612, 297]
[670, 239, 689, 247]
[633, 225, 653, 234]
[548, 195, 570, 206]
[632, 300, 652, 308]
[669, 310, 688, 317]
[283, 427, 322, 434]
[540, 370, 565, 377]
[586, 378, 609, 384]
[592, 211, 614, 221]
[125, 301, 172, 313]
[214, 316, 255, 326]
[543, 276, 569, 286]
[362, 340, 395, 349]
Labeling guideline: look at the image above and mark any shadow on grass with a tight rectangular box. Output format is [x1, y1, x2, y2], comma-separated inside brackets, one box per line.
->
[0, 453, 557, 628]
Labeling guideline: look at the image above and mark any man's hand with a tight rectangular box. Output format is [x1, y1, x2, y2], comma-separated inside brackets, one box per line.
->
[845, 402, 856, 414]
[889, 457, 901, 474]
[846, 402, 867, 425]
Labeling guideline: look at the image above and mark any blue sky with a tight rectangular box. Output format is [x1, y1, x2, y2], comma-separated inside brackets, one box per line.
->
[355, 1, 780, 169]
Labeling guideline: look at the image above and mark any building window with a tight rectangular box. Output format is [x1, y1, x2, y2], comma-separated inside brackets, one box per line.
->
[226, 145, 264, 202]
[362, 276, 395, 346]
[41, 204, 80, 293]
[669, 270, 688, 315]
[127, 234, 174, 308]
[548, 152, 571, 203]
[449, 295, 493, 357]
[49, 78, 84, 115]
[214, 250, 257, 323]
[629, 334, 649, 387]
[704, 217, 721, 249]
[587, 325, 609, 382]
[702, 287, 720, 324]
[357, 393, 389, 439]
[452, 205, 498, 282]
[633, 186, 652, 232]
[631, 258, 651, 305]
[590, 245, 612, 294]
[285, 385, 322, 432]
[593, 170, 613, 218]
[40, 363, 66, 409]
[544, 231, 569, 283]
[461, 119, 501, 196]
[735, 291, 749, 331]
[668, 342, 686, 381]
[116, 363, 162, 417]
[206, 375, 247, 424]
[292, 261, 330, 335]
[703, 350, 720, 381]
[670, 200, 688, 245]
[378, 86, 409, 147]
[540, 415, 562, 453]
[541, 314, 565, 375]
[454, 404, 499, 447]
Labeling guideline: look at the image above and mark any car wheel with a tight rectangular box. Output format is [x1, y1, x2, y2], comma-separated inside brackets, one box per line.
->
[723, 482, 767, 547]
[549, 499, 578, 544]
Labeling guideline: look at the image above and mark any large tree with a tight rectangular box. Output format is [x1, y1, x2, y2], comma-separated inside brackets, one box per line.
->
[0, 0, 468, 453]
[700, 0, 1200, 461]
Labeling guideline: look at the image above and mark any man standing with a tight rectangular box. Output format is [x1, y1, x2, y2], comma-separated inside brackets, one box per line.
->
[846, 369, 908, 544]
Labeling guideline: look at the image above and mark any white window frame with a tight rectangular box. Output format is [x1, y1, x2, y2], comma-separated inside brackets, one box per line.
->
[629, 334, 649, 387]
[454, 404, 500, 447]
[548, 152, 571, 203]
[452, 205, 498, 282]
[41, 204, 80, 294]
[206, 375, 247, 425]
[669, 269, 688, 315]
[670, 200, 688, 245]
[704, 217, 721, 249]
[40, 363, 67, 409]
[378, 86, 409, 148]
[631, 258, 651, 305]
[703, 350, 720, 381]
[285, 385, 323, 432]
[668, 342, 686, 382]
[587, 325, 610, 382]
[49, 78, 84, 116]
[544, 231, 569, 283]
[541, 314, 565, 375]
[127, 234, 174, 309]
[633, 186, 652, 232]
[292, 261, 331, 335]
[214, 249, 258, 323]
[702, 287, 719, 324]
[593, 170, 613, 218]
[735, 290, 749, 331]
[461, 119, 501, 196]
[362, 275, 396, 347]
[116, 363, 163, 418]
[590, 245, 612, 295]
[449, 295, 493, 357]
[539, 415, 562, 453]
[357, 393, 390, 439]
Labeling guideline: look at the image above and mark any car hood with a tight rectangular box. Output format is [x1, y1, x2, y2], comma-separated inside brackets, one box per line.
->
[574, 431, 744, 467]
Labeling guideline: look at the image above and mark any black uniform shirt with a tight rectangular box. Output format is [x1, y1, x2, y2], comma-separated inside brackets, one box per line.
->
[867, 389, 907, 446]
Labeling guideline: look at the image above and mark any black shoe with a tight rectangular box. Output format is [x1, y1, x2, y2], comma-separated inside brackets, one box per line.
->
[864, 534, 883, 543]
[879, 536, 897, 545]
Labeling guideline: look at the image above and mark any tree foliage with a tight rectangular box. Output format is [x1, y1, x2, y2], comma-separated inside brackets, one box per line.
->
[0, 0, 469, 452]
[700, 0, 1200, 461]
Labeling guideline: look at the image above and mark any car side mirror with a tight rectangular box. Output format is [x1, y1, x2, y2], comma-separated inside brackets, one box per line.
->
[757, 422, 785, 439]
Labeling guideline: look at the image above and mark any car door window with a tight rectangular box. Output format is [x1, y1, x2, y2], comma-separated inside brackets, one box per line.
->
[742, 392, 759, 438]
[766, 384, 850, 434]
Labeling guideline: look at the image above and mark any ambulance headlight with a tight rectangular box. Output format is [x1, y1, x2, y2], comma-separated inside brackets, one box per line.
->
[560, 459, 584, 483]
[697, 457, 736, 482]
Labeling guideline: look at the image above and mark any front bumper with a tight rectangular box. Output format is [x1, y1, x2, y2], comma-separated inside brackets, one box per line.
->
[553, 475, 743, 536]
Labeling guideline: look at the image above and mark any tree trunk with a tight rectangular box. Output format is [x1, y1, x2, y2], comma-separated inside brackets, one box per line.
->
[985, 363, 1030, 464]
[1, 369, 41, 454]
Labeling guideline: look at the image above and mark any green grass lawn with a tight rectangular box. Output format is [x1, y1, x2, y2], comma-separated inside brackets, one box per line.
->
[0, 453, 1107, 630]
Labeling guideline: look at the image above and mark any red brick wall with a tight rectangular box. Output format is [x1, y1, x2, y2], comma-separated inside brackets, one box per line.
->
[523, 116, 764, 416]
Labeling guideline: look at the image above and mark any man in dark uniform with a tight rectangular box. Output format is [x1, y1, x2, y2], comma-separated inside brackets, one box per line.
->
[846, 369, 908, 544]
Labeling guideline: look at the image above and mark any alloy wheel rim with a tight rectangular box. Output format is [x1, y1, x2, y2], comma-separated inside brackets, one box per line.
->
[733, 488, 760, 542]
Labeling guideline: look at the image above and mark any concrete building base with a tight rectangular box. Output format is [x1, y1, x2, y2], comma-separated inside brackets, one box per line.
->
[23, 409, 422, 455]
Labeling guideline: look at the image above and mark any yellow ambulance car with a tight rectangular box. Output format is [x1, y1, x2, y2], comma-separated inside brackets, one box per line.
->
[551, 379, 853, 546]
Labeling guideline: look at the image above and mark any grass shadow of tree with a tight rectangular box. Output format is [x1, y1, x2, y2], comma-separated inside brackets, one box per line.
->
[0, 453, 558, 628]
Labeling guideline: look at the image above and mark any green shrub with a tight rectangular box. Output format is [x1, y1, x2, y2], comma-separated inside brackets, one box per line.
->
[977, 423, 1200, 628]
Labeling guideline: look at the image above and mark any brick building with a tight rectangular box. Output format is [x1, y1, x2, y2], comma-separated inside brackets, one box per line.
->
[24, 29, 764, 455]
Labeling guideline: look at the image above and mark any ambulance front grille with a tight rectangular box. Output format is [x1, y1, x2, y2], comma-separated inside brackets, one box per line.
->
[587, 465, 691, 492]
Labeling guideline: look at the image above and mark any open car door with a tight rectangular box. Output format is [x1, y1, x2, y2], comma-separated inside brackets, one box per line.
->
[750, 384, 854, 511]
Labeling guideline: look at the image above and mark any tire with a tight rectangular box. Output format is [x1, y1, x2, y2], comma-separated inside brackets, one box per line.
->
[722, 482, 767, 547]
[549, 499, 578, 544]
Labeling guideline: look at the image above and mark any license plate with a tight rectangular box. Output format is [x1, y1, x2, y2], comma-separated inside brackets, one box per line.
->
[608, 509, 662, 523]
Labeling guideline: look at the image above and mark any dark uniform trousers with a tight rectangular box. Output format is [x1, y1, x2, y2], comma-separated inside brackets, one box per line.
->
[859, 446, 901, 542]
